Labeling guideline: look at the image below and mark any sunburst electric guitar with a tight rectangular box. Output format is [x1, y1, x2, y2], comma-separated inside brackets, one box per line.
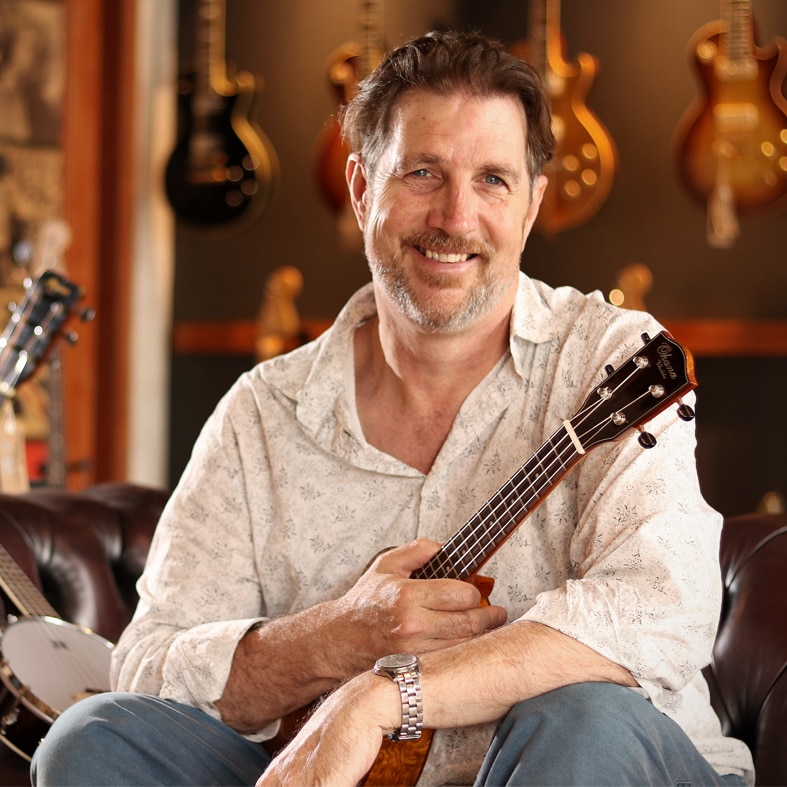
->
[165, 0, 278, 229]
[674, 0, 787, 247]
[511, 0, 617, 236]
[275, 331, 698, 786]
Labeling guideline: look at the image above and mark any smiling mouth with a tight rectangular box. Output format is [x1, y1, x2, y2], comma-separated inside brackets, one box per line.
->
[417, 246, 477, 264]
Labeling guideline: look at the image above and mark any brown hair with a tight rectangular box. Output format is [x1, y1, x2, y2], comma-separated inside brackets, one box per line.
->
[341, 30, 555, 183]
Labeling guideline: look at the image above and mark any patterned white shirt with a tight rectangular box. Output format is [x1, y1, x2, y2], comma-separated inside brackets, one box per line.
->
[113, 274, 753, 785]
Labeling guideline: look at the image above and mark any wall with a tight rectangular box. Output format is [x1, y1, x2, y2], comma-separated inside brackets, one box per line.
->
[168, 0, 787, 516]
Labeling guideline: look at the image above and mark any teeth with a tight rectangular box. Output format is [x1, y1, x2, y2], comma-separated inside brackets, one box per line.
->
[423, 248, 471, 263]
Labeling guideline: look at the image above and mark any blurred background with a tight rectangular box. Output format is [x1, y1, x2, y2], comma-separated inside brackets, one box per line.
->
[0, 0, 785, 518]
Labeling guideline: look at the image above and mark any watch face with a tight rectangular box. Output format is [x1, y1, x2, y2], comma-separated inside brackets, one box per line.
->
[376, 653, 419, 671]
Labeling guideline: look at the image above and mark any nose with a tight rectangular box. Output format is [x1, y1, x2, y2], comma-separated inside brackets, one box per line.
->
[427, 180, 475, 236]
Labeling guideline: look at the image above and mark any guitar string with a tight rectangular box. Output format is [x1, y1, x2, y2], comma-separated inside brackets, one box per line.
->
[419, 362, 656, 580]
[0, 289, 64, 392]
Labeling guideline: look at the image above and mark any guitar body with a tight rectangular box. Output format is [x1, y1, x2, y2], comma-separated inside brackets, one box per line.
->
[674, 21, 787, 214]
[165, 69, 277, 227]
[512, 25, 616, 235]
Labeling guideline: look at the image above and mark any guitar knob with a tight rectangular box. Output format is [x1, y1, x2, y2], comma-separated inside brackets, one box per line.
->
[677, 403, 695, 421]
[638, 429, 657, 449]
[80, 307, 96, 323]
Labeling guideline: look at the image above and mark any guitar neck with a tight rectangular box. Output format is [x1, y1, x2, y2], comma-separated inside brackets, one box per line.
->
[722, 0, 754, 64]
[0, 543, 59, 619]
[414, 424, 582, 581]
[358, 0, 383, 80]
[528, 0, 561, 77]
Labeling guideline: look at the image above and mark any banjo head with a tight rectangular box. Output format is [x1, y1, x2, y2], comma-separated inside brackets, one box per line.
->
[1, 616, 114, 722]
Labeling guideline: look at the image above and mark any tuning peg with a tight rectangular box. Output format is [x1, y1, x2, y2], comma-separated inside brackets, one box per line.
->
[79, 307, 96, 323]
[64, 330, 79, 345]
[677, 402, 695, 421]
[638, 429, 657, 449]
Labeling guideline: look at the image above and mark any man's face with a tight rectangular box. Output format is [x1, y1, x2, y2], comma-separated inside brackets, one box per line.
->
[349, 89, 546, 333]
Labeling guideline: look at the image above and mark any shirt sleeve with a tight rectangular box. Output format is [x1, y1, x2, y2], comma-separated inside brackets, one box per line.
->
[110, 376, 273, 731]
[520, 309, 723, 714]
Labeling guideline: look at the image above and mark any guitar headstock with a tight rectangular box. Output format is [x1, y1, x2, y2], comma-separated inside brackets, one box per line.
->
[568, 332, 697, 452]
[0, 271, 84, 400]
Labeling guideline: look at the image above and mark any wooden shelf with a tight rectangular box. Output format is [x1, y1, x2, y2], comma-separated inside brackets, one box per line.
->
[663, 320, 787, 357]
[173, 318, 787, 358]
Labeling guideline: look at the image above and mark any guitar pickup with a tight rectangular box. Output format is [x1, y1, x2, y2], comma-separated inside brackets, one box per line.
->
[713, 102, 759, 133]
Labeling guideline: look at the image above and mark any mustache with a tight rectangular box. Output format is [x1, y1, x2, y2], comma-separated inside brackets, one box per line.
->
[402, 232, 494, 258]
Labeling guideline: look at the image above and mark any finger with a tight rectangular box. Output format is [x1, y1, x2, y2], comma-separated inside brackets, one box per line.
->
[430, 603, 507, 640]
[371, 538, 442, 575]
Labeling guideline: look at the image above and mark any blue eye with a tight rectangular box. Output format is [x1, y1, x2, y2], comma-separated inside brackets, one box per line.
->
[485, 174, 504, 186]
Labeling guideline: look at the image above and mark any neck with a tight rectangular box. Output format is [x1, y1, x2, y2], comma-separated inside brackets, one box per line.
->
[353, 289, 513, 473]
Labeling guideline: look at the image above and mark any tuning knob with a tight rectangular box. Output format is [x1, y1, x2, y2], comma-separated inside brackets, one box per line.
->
[80, 307, 96, 323]
[677, 402, 695, 421]
[638, 429, 657, 449]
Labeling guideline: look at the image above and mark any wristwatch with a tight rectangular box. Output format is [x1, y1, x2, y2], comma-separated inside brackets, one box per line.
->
[373, 653, 423, 741]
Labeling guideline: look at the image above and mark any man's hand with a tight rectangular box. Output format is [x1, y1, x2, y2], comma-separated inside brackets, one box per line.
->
[256, 672, 395, 787]
[331, 538, 507, 672]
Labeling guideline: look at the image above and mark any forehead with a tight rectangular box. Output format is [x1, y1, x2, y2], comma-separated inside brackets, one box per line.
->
[383, 89, 529, 171]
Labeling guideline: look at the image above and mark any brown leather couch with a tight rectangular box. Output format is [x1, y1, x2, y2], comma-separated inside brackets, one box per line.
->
[0, 484, 785, 785]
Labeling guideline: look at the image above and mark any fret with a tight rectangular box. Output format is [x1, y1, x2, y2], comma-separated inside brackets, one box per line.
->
[415, 425, 582, 582]
[0, 543, 59, 618]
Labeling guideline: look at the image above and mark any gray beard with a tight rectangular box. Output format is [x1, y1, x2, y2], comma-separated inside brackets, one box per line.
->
[370, 256, 511, 333]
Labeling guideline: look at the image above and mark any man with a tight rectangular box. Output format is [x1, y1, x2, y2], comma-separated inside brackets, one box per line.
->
[33, 31, 752, 786]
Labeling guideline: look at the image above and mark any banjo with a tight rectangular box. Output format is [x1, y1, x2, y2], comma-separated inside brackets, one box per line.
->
[0, 271, 111, 761]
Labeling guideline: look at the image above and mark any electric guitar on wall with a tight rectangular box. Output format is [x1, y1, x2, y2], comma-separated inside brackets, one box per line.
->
[274, 331, 698, 786]
[165, 0, 278, 229]
[673, 0, 787, 248]
[510, 0, 617, 236]
[313, 0, 385, 248]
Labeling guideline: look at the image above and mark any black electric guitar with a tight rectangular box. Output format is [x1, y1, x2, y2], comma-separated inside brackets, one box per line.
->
[165, 0, 278, 229]
[276, 331, 698, 786]
[674, 0, 787, 247]
[511, 0, 617, 236]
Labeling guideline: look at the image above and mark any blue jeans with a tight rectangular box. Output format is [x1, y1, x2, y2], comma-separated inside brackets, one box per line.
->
[31, 682, 747, 786]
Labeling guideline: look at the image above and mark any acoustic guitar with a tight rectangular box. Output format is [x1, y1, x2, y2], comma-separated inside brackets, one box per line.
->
[313, 0, 385, 247]
[165, 0, 278, 229]
[674, 0, 787, 247]
[0, 271, 111, 763]
[511, 0, 617, 236]
[277, 331, 698, 786]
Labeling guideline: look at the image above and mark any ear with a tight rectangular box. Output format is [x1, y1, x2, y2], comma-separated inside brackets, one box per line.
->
[521, 174, 548, 250]
[346, 153, 369, 230]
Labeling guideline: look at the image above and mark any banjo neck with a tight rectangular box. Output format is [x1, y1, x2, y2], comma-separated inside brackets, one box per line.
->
[0, 543, 59, 619]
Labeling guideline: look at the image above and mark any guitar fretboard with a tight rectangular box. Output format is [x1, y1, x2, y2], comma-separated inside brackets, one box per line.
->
[0, 542, 59, 618]
[414, 424, 581, 581]
[722, 0, 754, 63]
